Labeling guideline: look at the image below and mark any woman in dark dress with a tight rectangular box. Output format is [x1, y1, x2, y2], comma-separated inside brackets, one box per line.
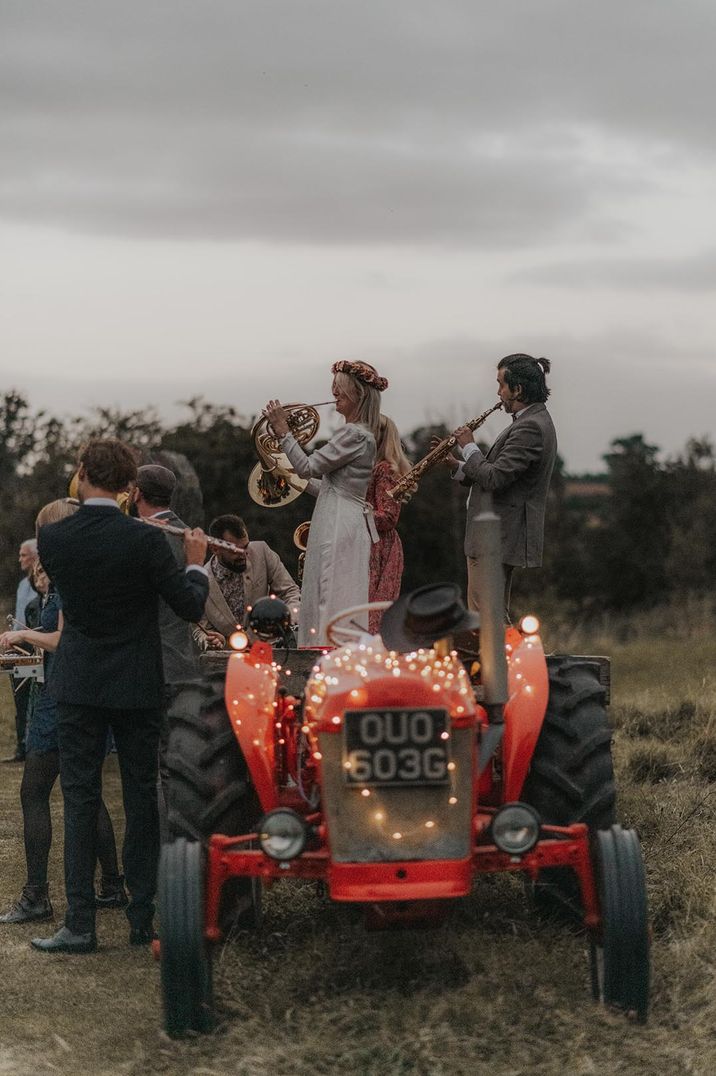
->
[0, 501, 125, 924]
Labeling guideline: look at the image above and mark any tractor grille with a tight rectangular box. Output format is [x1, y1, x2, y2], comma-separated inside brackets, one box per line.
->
[319, 727, 473, 863]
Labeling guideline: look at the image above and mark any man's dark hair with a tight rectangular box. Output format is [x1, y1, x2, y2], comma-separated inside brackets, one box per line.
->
[78, 439, 138, 493]
[209, 514, 248, 540]
[498, 354, 551, 404]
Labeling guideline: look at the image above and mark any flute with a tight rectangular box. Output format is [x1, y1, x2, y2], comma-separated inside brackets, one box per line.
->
[141, 518, 242, 554]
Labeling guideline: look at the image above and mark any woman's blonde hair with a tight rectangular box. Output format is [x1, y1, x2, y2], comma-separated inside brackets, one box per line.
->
[35, 497, 80, 534]
[332, 371, 381, 441]
[376, 415, 411, 476]
[31, 561, 50, 591]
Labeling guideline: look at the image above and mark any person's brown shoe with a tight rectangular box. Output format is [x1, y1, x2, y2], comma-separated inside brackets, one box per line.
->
[0, 885, 53, 924]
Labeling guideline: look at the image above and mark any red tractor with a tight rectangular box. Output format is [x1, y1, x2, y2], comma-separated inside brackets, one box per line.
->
[158, 500, 649, 1036]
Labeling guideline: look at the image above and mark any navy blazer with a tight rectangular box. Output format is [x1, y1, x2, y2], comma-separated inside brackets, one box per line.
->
[38, 505, 208, 709]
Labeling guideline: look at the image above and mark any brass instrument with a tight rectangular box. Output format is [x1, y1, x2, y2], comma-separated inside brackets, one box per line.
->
[387, 402, 503, 504]
[293, 520, 311, 582]
[248, 401, 333, 508]
[68, 471, 132, 513]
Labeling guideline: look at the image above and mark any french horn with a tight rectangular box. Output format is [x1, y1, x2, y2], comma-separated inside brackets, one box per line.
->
[248, 402, 330, 508]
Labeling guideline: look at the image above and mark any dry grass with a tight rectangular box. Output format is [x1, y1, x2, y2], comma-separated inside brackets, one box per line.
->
[1, 634, 716, 1074]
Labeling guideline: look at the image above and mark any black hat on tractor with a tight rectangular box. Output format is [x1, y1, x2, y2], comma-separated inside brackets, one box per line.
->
[380, 583, 480, 653]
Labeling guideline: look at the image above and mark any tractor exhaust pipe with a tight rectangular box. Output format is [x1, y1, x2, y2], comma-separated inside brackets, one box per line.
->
[472, 493, 508, 721]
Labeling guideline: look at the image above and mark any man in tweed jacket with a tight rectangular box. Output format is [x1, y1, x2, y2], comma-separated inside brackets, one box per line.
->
[451, 354, 557, 618]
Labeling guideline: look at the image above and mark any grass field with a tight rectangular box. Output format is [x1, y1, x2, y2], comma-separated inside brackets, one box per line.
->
[1, 636, 716, 1075]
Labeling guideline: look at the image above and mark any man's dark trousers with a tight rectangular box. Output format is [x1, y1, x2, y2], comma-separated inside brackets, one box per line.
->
[58, 703, 161, 935]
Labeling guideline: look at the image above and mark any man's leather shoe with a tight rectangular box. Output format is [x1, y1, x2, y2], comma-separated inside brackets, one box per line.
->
[129, 926, 158, 946]
[0, 885, 53, 924]
[31, 926, 97, 954]
[1, 750, 25, 763]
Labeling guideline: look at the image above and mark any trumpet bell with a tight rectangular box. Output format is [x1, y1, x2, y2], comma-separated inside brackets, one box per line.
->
[293, 521, 311, 550]
[248, 455, 308, 508]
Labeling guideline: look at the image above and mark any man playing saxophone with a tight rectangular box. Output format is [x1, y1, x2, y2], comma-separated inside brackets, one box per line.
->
[449, 354, 557, 620]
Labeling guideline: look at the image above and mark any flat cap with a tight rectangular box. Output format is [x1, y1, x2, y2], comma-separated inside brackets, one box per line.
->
[136, 464, 176, 506]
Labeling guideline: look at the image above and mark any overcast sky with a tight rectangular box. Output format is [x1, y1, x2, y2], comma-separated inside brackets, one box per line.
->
[1, 0, 714, 471]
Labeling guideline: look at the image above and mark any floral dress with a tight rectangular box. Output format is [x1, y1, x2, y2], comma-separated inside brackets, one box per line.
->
[366, 460, 404, 634]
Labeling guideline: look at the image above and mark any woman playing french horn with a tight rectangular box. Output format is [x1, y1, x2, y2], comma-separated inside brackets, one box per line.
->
[263, 361, 387, 646]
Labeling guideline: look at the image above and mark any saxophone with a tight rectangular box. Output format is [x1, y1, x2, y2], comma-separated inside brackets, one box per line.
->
[387, 402, 503, 504]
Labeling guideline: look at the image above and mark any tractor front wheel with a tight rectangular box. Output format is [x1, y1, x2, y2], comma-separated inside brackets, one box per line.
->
[522, 656, 616, 918]
[590, 825, 650, 1022]
[158, 837, 214, 1037]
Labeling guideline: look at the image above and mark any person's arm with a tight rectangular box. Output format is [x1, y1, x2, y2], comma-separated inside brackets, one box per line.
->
[145, 528, 209, 622]
[370, 466, 401, 535]
[192, 622, 226, 650]
[462, 420, 544, 492]
[263, 546, 302, 616]
[280, 425, 367, 480]
[0, 609, 63, 654]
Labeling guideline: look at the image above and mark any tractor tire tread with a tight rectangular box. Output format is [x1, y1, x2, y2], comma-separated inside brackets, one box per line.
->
[522, 657, 617, 919]
[165, 753, 216, 799]
[198, 728, 238, 767]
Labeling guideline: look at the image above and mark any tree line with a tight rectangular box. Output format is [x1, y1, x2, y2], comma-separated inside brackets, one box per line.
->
[1, 390, 714, 615]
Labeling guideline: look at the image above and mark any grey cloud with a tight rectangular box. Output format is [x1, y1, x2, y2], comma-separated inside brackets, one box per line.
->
[512, 249, 716, 291]
[0, 131, 625, 245]
[1, 0, 712, 244]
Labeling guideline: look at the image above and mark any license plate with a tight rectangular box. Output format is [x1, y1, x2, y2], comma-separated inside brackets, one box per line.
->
[343, 708, 450, 786]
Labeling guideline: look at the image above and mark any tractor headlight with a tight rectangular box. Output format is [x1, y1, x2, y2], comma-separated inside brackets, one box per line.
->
[490, 803, 540, 856]
[228, 629, 249, 651]
[258, 809, 308, 861]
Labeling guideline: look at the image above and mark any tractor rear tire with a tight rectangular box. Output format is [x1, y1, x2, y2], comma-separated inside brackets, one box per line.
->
[590, 825, 650, 1022]
[522, 656, 616, 919]
[165, 674, 262, 932]
[159, 837, 214, 1037]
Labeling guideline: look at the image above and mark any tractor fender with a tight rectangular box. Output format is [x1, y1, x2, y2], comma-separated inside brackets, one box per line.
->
[225, 648, 281, 812]
[502, 628, 550, 801]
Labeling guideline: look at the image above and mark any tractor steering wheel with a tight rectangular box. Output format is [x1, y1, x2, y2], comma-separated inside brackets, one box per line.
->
[325, 602, 393, 647]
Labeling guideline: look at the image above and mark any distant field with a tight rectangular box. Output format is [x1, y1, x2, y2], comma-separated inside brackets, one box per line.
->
[1, 636, 716, 1075]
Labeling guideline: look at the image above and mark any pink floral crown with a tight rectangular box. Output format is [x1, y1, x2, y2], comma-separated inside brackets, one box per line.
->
[331, 360, 389, 391]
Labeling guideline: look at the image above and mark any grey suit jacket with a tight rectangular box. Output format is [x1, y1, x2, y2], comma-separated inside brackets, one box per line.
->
[152, 510, 203, 686]
[199, 541, 301, 639]
[462, 403, 557, 567]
